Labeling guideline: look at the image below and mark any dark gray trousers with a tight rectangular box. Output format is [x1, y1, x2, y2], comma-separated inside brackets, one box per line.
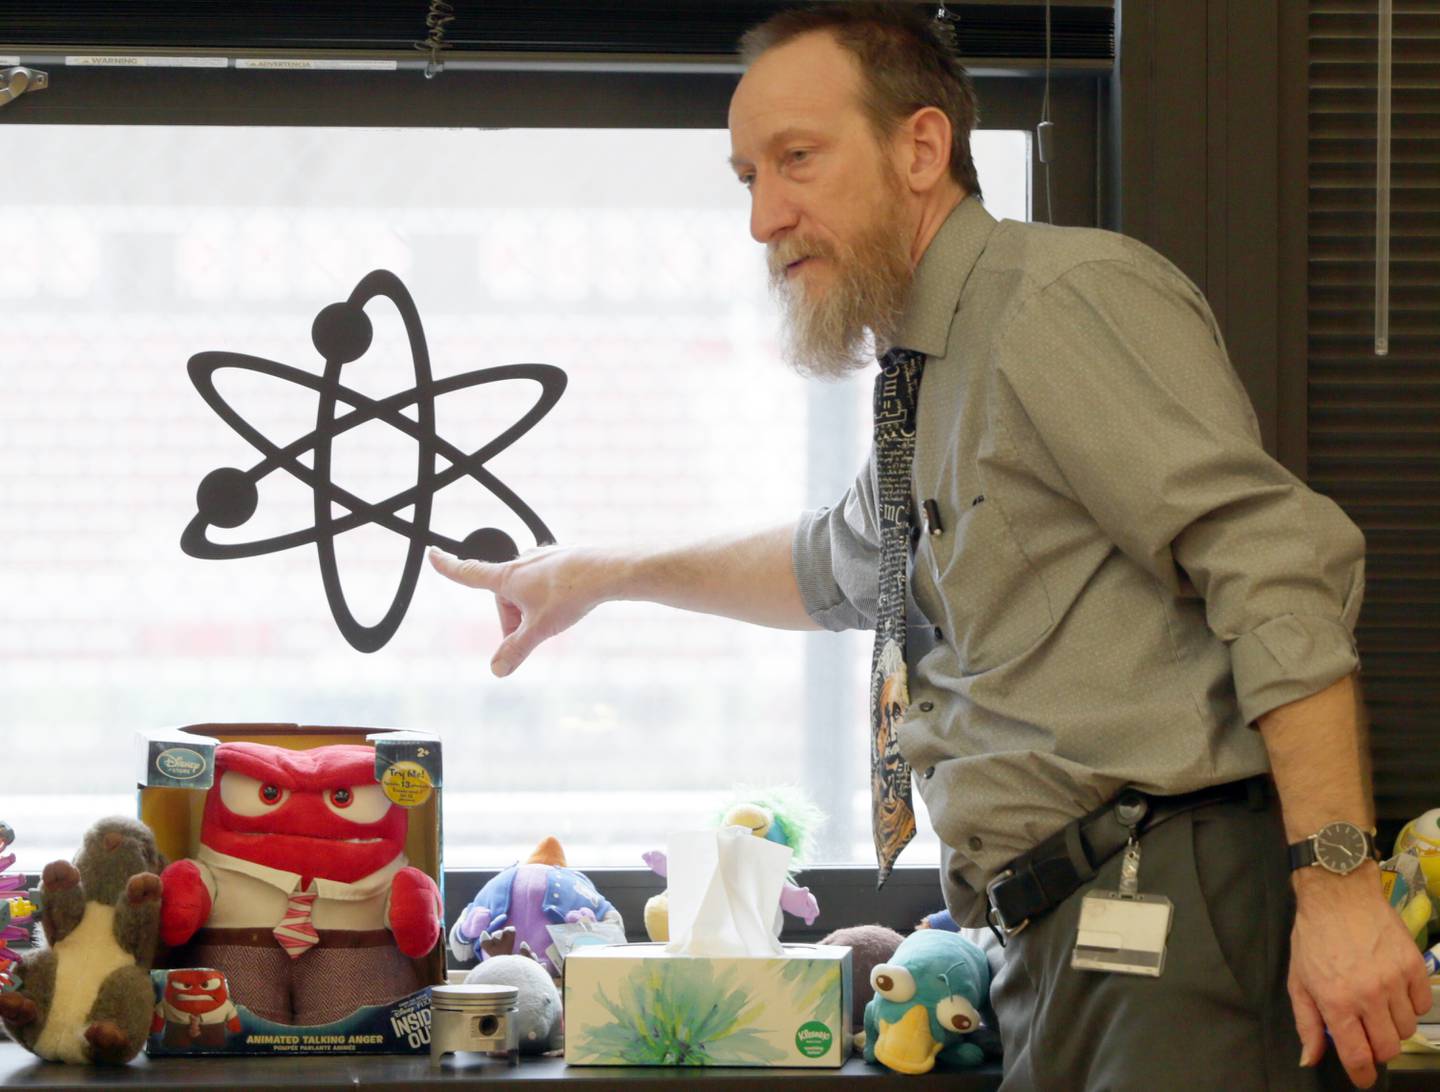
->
[990, 795, 1374, 1091]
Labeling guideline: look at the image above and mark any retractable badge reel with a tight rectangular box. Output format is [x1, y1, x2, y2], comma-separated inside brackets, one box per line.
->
[1071, 793, 1174, 977]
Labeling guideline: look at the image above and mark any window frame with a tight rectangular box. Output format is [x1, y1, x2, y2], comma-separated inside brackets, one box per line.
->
[2, 49, 1105, 920]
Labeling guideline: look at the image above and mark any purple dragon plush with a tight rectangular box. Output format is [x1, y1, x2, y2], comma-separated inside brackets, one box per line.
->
[448, 837, 622, 978]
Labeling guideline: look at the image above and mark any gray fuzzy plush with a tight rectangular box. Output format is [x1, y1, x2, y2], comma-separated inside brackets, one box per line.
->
[464, 954, 562, 1054]
[0, 817, 164, 1065]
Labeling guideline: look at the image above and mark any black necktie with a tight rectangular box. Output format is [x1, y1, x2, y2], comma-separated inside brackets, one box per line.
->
[869, 347, 925, 885]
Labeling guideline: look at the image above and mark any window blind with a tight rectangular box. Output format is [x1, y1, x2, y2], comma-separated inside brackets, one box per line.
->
[0, 2, 1113, 62]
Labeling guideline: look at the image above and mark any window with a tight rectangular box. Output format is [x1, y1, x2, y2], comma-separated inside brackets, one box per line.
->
[2, 123, 1032, 871]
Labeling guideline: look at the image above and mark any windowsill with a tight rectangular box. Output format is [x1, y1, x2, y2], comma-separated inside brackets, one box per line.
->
[0, 1041, 1001, 1088]
[6, 1037, 1440, 1086]
[441, 865, 953, 956]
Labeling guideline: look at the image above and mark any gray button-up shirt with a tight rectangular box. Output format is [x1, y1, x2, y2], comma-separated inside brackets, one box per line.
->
[792, 196, 1365, 926]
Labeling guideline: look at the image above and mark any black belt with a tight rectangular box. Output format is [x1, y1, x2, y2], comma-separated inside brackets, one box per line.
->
[985, 775, 1270, 946]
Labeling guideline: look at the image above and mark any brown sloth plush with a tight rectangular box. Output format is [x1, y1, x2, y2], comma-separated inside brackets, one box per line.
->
[0, 817, 164, 1064]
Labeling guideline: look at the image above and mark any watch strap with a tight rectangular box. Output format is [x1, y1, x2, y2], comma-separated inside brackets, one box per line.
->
[1288, 838, 1317, 871]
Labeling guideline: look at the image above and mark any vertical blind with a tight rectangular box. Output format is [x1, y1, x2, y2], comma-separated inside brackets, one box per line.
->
[1308, 1, 1440, 828]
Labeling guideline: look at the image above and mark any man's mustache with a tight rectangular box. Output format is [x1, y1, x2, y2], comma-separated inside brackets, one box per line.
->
[767, 237, 838, 281]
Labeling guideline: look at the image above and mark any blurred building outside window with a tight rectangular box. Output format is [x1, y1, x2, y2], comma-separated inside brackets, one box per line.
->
[0, 126, 1030, 871]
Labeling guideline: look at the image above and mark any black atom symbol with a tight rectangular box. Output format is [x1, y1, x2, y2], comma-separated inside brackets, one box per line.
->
[181, 269, 566, 653]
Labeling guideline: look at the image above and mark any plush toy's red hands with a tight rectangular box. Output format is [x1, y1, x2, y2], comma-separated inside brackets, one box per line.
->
[151, 1006, 164, 1034]
[389, 867, 441, 958]
[227, 1014, 242, 1033]
[159, 860, 211, 947]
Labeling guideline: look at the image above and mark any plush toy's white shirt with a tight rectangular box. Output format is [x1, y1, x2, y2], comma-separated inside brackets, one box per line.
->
[194, 846, 406, 931]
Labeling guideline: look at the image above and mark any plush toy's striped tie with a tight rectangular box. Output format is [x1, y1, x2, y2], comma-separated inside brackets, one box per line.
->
[273, 881, 319, 958]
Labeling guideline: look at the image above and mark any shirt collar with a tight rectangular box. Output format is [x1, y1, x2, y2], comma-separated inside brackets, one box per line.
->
[197, 843, 406, 900]
[890, 195, 998, 359]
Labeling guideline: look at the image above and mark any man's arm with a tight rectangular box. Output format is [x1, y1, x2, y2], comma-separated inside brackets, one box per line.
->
[1259, 674, 1430, 1089]
[429, 520, 819, 677]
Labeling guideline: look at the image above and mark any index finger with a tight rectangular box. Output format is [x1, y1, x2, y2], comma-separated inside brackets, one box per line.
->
[429, 547, 502, 589]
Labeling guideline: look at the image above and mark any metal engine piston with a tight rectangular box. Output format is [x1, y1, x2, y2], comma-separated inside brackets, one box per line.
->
[429, 983, 520, 1068]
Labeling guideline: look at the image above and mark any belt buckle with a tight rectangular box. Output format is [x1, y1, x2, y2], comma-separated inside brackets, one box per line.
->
[984, 869, 1029, 947]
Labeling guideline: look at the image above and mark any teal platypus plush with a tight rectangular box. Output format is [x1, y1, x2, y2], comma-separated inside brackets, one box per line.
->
[863, 930, 993, 1074]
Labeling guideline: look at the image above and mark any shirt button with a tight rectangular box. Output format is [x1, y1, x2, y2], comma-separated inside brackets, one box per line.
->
[968, 835, 984, 852]
[923, 767, 935, 779]
[918, 701, 934, 712]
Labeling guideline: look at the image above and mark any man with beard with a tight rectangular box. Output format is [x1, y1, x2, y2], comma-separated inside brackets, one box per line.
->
[431, 4, 1426, 1088]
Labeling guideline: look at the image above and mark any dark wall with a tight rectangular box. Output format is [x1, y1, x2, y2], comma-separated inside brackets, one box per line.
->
[1106, 0, 1287, 466]
[1111, 0, 1440, 836]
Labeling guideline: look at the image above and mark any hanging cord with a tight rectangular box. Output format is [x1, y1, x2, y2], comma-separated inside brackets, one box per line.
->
[1037, 0, 1055, 224]
[933, 3, 959, 53]
[414, 0, 456, 79]
[1374, 0, 1392, 356]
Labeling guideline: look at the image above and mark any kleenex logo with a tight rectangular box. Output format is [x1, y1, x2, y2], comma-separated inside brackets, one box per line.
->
[156, 747, 207, 781]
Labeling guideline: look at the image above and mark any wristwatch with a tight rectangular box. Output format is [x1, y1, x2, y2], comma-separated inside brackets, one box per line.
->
[1288, 821, 1379, 875]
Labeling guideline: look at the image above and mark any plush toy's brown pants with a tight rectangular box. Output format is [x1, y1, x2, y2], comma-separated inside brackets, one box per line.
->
[160, 1018, 230, 1049]
[991, 797, 1372, 1091]
[185, 928, 422, 1026]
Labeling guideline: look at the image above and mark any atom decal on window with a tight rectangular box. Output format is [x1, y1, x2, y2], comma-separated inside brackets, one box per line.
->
[180, 269, 567, 653]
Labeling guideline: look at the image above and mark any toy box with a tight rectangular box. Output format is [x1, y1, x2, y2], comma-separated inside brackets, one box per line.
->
[138, 723, 443, 1056]
[563, 943, 851, 1067]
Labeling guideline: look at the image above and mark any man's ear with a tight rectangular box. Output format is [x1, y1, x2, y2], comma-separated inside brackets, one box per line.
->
[899, 106, 955, 195]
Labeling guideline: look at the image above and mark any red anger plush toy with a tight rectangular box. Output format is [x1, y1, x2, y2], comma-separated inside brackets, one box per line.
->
[158, 742, 440, 1026]
[152, 968, 241, 1048]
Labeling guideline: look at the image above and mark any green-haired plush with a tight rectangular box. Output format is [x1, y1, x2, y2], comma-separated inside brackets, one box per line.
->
[711, 784, 825, 871]
[642, 785, 825, 941]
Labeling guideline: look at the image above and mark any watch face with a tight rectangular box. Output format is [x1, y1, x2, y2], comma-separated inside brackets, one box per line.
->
[1314, 822, 1369, 874]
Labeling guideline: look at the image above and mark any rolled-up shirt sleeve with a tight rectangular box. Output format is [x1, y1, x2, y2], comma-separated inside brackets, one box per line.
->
[792, 453, 882, 632]
[997, 257, 1365, 726]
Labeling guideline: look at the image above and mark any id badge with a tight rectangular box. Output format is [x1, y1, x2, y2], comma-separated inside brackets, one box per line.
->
[1071, 890, 1173, 977]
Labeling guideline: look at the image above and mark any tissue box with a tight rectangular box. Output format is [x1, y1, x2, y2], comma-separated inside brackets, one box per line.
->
[138, 723, 444, 1056]
[564, 943, 851, 1067]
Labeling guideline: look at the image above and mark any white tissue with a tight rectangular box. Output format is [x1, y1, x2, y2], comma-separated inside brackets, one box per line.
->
[664, 826, 793, 958]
